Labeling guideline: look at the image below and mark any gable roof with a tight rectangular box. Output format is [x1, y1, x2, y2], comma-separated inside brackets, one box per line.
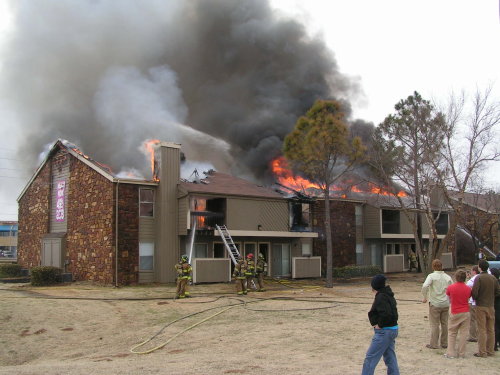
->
[179, 171, 284, 200]
[449, 191, 500, 214]
[17, 139, 157, 202]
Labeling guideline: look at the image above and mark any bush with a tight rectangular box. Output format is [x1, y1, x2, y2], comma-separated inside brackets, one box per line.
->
[0, 263, 22, 278]
[30, 266, 62, 286]
[332, 265, 382, 279]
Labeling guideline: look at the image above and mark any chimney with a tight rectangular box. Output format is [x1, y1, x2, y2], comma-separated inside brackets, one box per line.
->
[154, 141, 181, 283]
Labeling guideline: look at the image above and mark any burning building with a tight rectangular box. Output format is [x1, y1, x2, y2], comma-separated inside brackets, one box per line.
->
[16, 140, 320, 285]
[273, 156, 454, 273]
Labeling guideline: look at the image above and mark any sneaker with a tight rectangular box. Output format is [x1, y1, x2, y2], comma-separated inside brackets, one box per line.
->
[426, 344, 439, 349]
[443, 354, 455, 359]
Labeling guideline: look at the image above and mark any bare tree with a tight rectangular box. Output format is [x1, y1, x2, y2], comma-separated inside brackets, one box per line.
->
[433, 86, 500, 261]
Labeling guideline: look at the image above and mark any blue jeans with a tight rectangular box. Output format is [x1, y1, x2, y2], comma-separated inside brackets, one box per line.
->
[361, 328, 400, 375]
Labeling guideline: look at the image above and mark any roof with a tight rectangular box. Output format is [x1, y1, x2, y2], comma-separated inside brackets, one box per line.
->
[179, 171, 285, 199]
[449, 191, 500, 214]
[17, 140, 157, 202]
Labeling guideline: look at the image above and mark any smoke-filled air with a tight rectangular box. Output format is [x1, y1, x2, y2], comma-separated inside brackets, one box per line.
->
[0, 0, 368, 184]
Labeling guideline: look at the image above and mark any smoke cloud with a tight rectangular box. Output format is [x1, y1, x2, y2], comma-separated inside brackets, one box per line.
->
[1, 0, 364, 185]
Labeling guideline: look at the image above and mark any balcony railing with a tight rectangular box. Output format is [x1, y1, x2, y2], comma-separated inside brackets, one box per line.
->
[191, 211, 225, 230]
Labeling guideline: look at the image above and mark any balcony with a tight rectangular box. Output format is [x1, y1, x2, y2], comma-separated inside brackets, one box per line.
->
[190, 211, 225, 230]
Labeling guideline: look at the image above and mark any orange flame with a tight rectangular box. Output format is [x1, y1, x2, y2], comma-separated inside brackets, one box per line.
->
[143, 139, 160, 181]
[271, 156, 407, 197]
[71, 146, 113, 174]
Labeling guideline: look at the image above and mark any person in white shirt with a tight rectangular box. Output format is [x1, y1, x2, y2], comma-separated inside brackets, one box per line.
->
[466, 265, 479, 342]
[422, 259, 453, 349]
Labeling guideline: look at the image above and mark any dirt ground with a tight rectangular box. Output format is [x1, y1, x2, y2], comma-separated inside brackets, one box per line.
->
[0, 272, 499, 375]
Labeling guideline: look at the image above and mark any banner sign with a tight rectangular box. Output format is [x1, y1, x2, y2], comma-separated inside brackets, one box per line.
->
[55, 180, 66, 222]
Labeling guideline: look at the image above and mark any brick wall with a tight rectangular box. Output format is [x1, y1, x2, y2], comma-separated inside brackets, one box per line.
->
[17, 163, 51, 268]
[312, 199, 356, 274]
[66, 153, 115, 283]
[116, 183, 139, 285]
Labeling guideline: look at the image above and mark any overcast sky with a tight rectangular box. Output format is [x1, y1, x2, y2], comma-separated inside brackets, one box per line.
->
[0, 0, 499, 221]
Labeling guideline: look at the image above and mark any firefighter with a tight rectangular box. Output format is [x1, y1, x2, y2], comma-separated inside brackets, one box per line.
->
[233, 256, 248, 295]
[175, 254, 192, 298]
[245, 253, 256, 291]
[408, 250, 418, 272]
[256, 253, 267, 291]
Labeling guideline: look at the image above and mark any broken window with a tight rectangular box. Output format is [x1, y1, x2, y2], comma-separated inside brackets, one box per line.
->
[434, 212, 449, 235]
[290, 202, 311, 231]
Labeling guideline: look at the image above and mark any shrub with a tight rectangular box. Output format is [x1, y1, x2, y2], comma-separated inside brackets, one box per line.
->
[332, 265, 382, 279]
[30, 266, 62, 286]
[0, 263, 22, 278]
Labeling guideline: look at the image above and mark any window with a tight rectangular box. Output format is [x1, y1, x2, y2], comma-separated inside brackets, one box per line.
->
[139, 189, 154, 217]
[301, 243, 311, 256]
[382, 209, 400, 234]
[194, 243, 208, 258]
[290, 202, 311, 231]
[355, 205, 363, 226]
[214, 243, 225, 258]
[139, 242, 154, 271]
[434, 212, 449, 235]
[244, 243, 256, 257]
[356, 244, 363, 265]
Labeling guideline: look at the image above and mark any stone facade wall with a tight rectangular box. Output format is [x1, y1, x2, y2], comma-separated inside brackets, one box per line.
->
[312, 200, 356, 275]
[17, 163, 51, 268]
[117, 183, 139, 285]
[66, 154, 115, 283]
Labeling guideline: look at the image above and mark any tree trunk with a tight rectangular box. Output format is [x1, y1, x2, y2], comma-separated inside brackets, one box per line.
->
[324, 188, 333, 288]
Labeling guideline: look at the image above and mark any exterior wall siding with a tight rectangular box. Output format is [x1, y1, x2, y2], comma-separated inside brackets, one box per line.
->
[154, 145, 180, 283]
[50, 150, 70, 233]
[312, 200, 356, 275]
[17, 163, 51, 268]
[363, 205, 381, 238]
[226, 198, 288, 231]
[177, 196, 188, 235]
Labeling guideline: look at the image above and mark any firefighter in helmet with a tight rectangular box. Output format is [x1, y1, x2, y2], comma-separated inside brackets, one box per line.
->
[232, 255, 248, 295]
[256, 253, 267, 291]
[175, 254, 192, 298]
[245, 253, 256, 291]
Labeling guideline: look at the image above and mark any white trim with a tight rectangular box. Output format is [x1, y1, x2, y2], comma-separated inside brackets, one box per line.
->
[381, 234, 446, 239]
[160, 141, 181, 149]
[215, 229, 318, 238]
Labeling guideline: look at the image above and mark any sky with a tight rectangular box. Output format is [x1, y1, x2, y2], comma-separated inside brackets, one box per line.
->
[0, 0, 499, 221]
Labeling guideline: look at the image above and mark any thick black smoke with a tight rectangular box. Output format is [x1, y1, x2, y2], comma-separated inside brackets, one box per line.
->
[1, 0, 363, 183]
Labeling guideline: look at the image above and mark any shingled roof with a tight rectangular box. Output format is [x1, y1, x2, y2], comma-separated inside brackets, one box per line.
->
[179, 171, 284, 199]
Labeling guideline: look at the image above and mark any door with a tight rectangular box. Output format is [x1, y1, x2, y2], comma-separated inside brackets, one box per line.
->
[258, 243, 269, 275]
[271, 243, 291, 277]
[42, 239, 61, 268]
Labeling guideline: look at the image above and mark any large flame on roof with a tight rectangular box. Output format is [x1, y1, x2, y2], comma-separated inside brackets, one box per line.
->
[271, 156, 406, 198]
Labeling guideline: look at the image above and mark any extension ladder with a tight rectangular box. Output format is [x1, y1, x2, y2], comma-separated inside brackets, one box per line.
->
[216, 225, 241, 265]
[216, 225, 257, 290]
